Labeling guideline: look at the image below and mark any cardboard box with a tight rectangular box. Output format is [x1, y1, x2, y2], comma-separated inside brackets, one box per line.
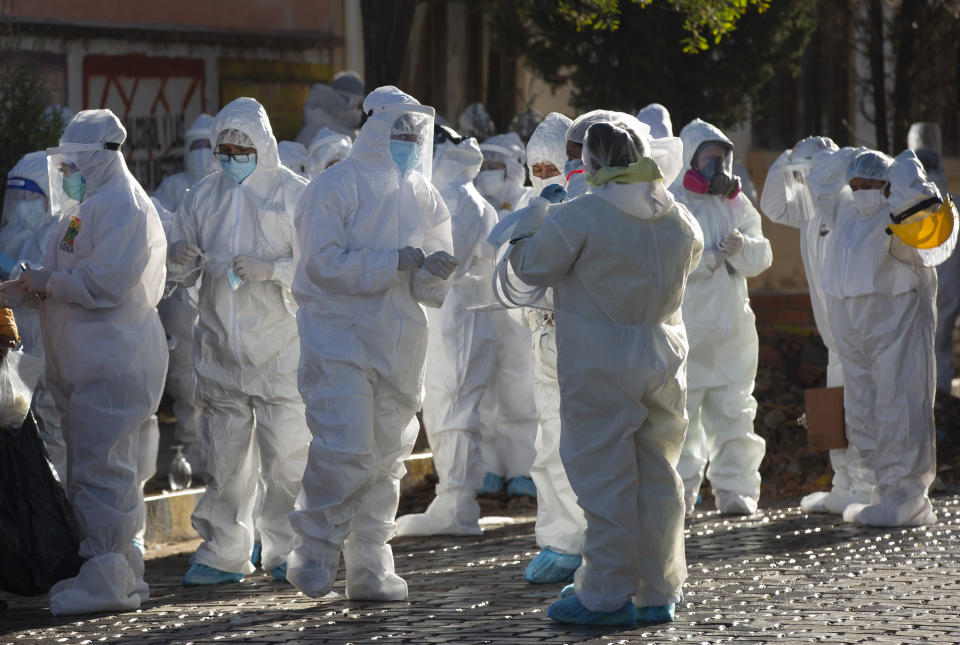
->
[804, 386, 847, 450]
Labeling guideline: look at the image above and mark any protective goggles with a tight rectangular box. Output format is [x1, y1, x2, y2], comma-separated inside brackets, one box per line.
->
[887, 195, 957, 249]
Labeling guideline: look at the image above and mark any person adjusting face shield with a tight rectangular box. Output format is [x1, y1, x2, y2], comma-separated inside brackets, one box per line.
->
[760, 135, 874, 515]
[564, 110, 619, 199]
[295, 72, 365, 146]
[278, 141, 309, 179]
[476, 133, 532, 216]
[166, 97, 311, 587]
[288, 86, 455, 601]
[905, 122, 960, 394]
[671, 118, 772, 517]
[153, 113, 216, 213]
[306, 127, 352, 179]
[19, 109, 168, 615]
[818, 148, 942, 528]
[394, 124, 500, 538]
[508, 119, 702, 626]
[0, 151, 66, 480]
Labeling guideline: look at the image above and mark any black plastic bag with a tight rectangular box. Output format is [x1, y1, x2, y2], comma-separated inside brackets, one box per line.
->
[0, 412, 84, 596]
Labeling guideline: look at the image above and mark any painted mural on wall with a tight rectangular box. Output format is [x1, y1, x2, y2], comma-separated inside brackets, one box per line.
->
[83, 54, 206, 191]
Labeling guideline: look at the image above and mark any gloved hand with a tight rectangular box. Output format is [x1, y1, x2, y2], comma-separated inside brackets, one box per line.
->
[719, 229, 745, 256]
[18, 269, 51, 295]
[24, 293, 43, 310]
[170, 240, 202, 265]
[0, 281, 27, 308]
[398, 246, 425, 271]
[232, 256, 274, 282]
[540, 184, 567, 204]
[703, 249, 726, 272]
[422, 251, 458, 280]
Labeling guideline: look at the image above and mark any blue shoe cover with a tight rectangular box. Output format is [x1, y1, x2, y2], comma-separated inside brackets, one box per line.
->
[506, 476, 537, 499]
[634, 602, 676, 624]
[548, 595, 636, 626]
[561, 583, 575, 599]
[479, 472, 505, 495]
[183, 563, 243, 586]
[524, 548, 581, 583]
[251, 541, 262, 567]
[270, 562, 287, 582]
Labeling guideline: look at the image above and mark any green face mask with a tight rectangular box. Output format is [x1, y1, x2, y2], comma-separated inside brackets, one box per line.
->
[586, 157, 663, 187]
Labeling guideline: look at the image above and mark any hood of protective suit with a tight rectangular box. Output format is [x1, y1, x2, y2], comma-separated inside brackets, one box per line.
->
[889, 150, 942, 214]
[58, 109, 128, 201]
[352, 85, 435, 179]
[679, 118, 734, 170]
[526, 112, 572, 176]
[480, 132, 526, 187]
[307, 127, 353, 176]
[636, 103, 673, 139]
[187, 113, 214, 145]
[6, 150, 51, 205]
[183, 112, 215, 179]
[458, 102, 496, 141]
[434, 136, 483, 188]
[213, 97, 281, 174]
[304, 82, 362, 133]
[566, 110, 620, 145]
[1, 151, 59, 262]
[278, 140, 309, 177]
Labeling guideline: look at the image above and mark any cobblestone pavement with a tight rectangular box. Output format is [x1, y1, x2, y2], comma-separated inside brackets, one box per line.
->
[4, 492, 960, 644]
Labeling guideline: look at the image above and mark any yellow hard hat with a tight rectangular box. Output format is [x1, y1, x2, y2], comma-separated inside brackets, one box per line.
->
[888, 195, 956, 249]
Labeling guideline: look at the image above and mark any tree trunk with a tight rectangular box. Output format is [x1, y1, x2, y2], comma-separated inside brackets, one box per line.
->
[867, 0, 888, 152]
[360, 0, 417, 95]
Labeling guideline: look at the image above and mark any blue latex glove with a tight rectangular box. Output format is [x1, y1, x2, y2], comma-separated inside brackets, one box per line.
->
[540, 183, 567, 204]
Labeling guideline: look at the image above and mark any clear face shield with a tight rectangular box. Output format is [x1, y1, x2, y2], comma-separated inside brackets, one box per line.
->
[780, 159, 817, 224]
[380, 105, 434, 183]
[46, 141, 120, 210]
[3, 177, 49, 234]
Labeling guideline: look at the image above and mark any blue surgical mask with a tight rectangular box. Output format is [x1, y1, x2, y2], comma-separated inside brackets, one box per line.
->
[220, 155, 257, 184]
[62, 172, 87, 202]
[390, 140, 418, 175]
[564, 158, 584, 176]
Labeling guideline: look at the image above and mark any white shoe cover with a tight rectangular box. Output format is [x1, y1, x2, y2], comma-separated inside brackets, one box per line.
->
[394, 493, 482, 537]
[843, 498, 938, 527]
[287, 543, 340, 598]
[801, 488, 871, 515]
[714, 490, 758, 515]
[49, 554, 141, 616]
[343, 538, 408, 601]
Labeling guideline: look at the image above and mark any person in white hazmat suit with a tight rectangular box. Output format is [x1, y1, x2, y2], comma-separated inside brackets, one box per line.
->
[306, 127, 352, 179]
[672, 118, 772, 516]
[166, 97, 311, 586]
[473, 132, 539, 498]
[152, 113, 217, 474]
[513, 111, 589, 584]
[294, 71, 365, 145]
[394, 124, 499, 537]
[12, 109, 168, 615]
[905, 122, 960, 395]
[509, 119, 702, 626]
[760, 136, 875, 514]
[278, 140, 310, 179]
[636, 103, 673, 140]
[1, 151, 66, 479]
[816, 147, 942, 527]
[288, 86, 457, 601]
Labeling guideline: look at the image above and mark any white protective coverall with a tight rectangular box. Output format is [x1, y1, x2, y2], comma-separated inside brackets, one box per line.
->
[36, 109, 168, 615]
[474, 133, 539, 493]
[278, 140, 310, 179]
[520, 112, 588, 563]
[395, 131, 500, 537]
[672, 119, 772, 515]
[153, 113, 216, 470]
[306, 127, 353, 179]
[636, 103, 673, 140]
[294, 77, 363, 146]
[818, 148, 939, 527]
[167, 97, 311, 576]
[760, 137, 873, 514]
[509, 120, 702, 613]
[1, 151, 65, 478]
[289, 86, 454, 601]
